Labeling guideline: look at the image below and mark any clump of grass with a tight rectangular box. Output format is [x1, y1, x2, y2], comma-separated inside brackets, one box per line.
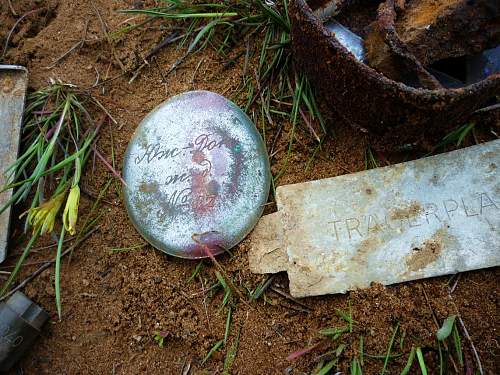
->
[0, 81, 106, 318]
[120, 0, 326, 184]
[316, 359, 336, 375]
[350, 357, 363, 375]
[215, 270, 233, 309]
[198, 269, 241, 369]
[438, 122, 476, 149]
[335, 302, 355, 332]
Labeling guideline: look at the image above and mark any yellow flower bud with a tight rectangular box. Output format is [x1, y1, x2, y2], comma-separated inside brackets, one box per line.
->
[26, 192, 66, 235]
[63, 185, 80, 235]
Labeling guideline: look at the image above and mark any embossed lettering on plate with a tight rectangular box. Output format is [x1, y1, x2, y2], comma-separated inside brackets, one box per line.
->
[123, 91, 270, 258]
[249, 140, 500, 297]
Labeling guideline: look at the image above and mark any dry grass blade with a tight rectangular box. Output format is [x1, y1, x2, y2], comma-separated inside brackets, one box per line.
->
[2, 8, 45, 59]
[0, 225, 100, 301]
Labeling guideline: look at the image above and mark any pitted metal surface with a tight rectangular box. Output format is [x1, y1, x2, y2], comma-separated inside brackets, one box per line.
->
[0, 66, 28, 263]
[123, 91, 270, 258]
[290, 0, 500, 135]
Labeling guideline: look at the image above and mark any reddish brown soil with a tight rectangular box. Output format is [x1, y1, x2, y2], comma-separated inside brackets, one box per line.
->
[1, 1, 499, 374]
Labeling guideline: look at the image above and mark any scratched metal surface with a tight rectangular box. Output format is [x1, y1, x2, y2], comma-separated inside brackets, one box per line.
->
[273, 140, 500, 297]
[123, 91, 270, 258]
[0, 66, 28, 263]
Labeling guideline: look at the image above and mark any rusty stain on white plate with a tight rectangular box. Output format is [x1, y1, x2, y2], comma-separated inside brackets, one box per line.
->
[249, 140, 500, 297]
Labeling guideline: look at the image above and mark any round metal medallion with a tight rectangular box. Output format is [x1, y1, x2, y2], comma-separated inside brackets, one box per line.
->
[123, 91, 271, 258]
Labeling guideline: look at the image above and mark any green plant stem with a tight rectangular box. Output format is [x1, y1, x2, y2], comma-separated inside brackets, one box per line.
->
[55, 226, 65, 319]
[381, 322, 400, 375]
[400, 347, 416, 375]
[416, 348, 428, 375]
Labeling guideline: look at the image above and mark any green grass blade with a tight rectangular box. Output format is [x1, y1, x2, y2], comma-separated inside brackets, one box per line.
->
[120, 9, 238, 19]
[360, 335, 364, 366]
[189, 19, 225, 53]
[437, 315, 456, 341]
[55, 226, 65, 319]
[351, 357, 363, 375]
[400, 347, 416, 375]
[187, 261, 204, 282]
[452, 324, 463, 366]
[223, 326, 241, 374]
[381, 322, 400, 375]
[437, 340, 444, 375]
[109, 243, 147, 253]
[202, 339, 224, 365]
[0, 227, 42, 297]
[224, 306, 232, 345]
[416, 347, 428, 375]
[317, 359, 336, 375]
[256, 1, 290, 32]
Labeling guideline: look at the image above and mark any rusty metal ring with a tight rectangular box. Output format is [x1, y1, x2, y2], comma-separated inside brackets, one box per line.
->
[290, 0, 500, 134]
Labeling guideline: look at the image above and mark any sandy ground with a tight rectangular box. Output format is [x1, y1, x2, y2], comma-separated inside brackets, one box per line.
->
[1, 0, 499, 374]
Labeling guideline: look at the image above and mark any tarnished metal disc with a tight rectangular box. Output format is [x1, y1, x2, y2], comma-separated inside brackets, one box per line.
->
[123, 91, 271, 258]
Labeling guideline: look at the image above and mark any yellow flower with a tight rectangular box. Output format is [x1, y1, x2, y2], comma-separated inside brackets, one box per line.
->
[26, 192, 66, 235]
[63, 185, 80, 235]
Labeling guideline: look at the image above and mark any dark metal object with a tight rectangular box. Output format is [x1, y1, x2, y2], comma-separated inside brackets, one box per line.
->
[467, 46, 500, 85]
[0, 65, 28, 263]
[123, 91, 270, 259]
[396, 0, 500, 67]
[290, 0, 500, 134]
[0, 292, 49, 371]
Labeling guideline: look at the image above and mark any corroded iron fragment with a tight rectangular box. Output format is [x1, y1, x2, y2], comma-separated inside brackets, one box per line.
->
[396, 0, 500, 66]
[0, 66, 28, 263]
[290, 0, 500, 134]
[364, 0, 499, 87]
[249, 140, 500, 297]
[123, 91, 270, 259]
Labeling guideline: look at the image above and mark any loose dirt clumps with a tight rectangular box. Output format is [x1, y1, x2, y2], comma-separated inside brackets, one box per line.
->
[1, 0, 499, 374]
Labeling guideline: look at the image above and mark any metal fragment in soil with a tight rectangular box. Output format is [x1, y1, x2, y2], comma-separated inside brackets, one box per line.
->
[324, 19, 365, 62]
[0, 292, 49, 371]
[249, 140, 500, 297]
[290, 0, 500, 134]
[0, 65, 28, 263]
[123, 91, 270, 259]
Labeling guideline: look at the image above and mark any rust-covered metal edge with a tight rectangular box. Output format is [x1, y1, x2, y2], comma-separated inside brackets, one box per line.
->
[0, 65, 28, 263]
[290, 0, 500, 134]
